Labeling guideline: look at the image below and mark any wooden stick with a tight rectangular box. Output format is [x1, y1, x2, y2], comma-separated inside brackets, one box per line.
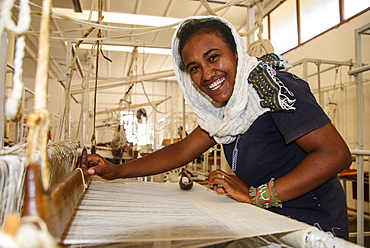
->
[25, 0, 52, 192]
[34, 0, 51, 111]
[2, 214, 20, 237]
[22, 148, 91, 241]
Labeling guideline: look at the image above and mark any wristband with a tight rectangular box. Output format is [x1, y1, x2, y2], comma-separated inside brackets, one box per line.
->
[249, 178, 282, 209]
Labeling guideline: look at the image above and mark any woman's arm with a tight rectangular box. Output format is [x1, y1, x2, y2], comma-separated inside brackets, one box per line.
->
[87, 126, 216, 180]
[208, 123, 352, 203]
[274, 122, 352, 202]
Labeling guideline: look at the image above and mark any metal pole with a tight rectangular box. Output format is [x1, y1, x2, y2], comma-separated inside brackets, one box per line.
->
[0, 32, 8, 148]
[315, 60, 322, 106]
[182, 96, 186, 140]
[302, 59, 308, 82]
[354, 24, 364, 246]
[64, 41, 72, 140]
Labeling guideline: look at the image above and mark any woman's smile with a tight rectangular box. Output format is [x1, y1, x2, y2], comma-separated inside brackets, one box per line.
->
[181, 32, 238, 103]
[207, 76, 225, 91]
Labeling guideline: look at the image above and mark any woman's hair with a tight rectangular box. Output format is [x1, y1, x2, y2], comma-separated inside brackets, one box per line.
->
[177, 18, 236, 72]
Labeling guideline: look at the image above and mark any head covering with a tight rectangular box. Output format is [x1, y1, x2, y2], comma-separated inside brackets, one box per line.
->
[172, 16, 294, 144]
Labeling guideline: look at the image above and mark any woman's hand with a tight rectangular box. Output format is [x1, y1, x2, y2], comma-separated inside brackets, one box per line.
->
[208, 169, 252, 204]
[86, 154, 120, 180]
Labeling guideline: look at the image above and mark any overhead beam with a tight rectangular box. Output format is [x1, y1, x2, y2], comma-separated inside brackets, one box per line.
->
[73, 40, 172, 50]
[71, 69, 175, 94]
[191, 0, 252, 8]
[91, 97, 171, 116]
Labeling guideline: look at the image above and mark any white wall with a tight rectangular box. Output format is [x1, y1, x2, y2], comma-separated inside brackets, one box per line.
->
[283, 10, 370, 213]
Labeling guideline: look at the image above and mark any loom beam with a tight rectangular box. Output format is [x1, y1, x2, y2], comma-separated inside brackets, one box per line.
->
[22, 148, 91, 241]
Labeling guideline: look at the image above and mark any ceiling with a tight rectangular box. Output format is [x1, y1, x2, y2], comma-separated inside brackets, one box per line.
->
[16, 0, 280, 111]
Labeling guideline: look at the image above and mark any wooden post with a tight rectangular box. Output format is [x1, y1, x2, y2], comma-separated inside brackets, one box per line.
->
[22, 148, 91, 241]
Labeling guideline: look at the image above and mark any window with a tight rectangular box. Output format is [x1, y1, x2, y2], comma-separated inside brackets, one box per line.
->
[264, 0, 368, 54]
[343, 0, 369, 19]
[270, 0, 298, 54]
[300, 0, 340, 43]
[262, 16, 269, 39]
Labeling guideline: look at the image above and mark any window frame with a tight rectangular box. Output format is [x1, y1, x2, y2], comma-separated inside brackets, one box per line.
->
[263, 0, 370, 54]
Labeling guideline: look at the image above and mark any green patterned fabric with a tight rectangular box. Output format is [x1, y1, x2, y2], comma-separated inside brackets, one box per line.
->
[249, 178, 282, 209]
[248, 53, 296, 112]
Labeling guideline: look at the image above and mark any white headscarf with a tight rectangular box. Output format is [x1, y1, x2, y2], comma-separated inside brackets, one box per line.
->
[172, 16, 269, 144]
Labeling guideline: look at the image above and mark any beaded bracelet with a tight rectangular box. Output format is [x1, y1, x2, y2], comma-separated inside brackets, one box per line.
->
[249, 178, 282, 209]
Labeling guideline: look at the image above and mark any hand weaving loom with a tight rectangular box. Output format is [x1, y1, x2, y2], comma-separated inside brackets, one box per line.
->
[0, 146, 362, 248]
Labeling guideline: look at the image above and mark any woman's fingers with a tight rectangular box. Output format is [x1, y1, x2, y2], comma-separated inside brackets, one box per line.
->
[207, 169, 252, 203]
[208, 169, 227, 186]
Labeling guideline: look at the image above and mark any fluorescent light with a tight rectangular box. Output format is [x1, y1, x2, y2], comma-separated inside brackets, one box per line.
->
[77, 43, 172, 55]
[53, 8, 181, 27]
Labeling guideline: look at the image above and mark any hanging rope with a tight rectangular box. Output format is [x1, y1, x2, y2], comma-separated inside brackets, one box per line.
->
[1, 0, 31, 120]
[57, 10, 102, 141]
[74, 46, 95, 142]
[200, 0, 218, 16]
[24, 0, 52, 191]
[77, 1, 97, 143]
[137, 81, 181, 115]
[246, 0, 274, 57]
[326, 66, 343, 125]
[90, 0, 104, 154]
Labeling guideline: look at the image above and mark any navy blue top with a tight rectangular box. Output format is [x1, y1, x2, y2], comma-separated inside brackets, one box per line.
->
[223, 71, 348, 239]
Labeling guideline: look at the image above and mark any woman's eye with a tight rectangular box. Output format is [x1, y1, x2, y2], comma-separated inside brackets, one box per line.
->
[189, 66, 199, 72]
[209, 54, 219, 61]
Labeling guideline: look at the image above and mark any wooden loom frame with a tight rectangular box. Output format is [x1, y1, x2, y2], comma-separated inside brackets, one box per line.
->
[16, 146, 364, 248]
[21, 148, 91, 242]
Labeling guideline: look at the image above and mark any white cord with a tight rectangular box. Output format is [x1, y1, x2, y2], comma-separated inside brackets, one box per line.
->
[1, 0, 31, 120]
[75, 168, 87, 191]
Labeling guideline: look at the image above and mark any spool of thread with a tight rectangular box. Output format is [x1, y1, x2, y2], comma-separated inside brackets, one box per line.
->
[179, 169, 193, 190]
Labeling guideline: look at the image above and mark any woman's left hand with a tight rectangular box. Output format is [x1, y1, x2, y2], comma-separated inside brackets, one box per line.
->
[208, 169, 252, 204]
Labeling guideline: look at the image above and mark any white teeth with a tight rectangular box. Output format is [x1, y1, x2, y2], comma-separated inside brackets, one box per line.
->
[208, 77, 225, 90]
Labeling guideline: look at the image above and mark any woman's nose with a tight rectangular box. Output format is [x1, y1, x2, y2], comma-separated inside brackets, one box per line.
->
[202, 66, 215, 81]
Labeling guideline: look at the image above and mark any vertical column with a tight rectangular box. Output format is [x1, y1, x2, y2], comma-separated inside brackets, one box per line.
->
[246, 5, 255, 48]
[64, 41, 72, 140]
[354, 26, 364, 246]
[182, 96, 186, 140]
[0, 32, 7, 148]
[315, 60, 323, 106]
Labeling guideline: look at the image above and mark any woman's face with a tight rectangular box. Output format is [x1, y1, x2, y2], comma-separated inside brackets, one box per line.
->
[181, 31, 238, 103]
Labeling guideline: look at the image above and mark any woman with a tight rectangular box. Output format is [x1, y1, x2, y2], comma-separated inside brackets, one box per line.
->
[86, 16, 351, 239]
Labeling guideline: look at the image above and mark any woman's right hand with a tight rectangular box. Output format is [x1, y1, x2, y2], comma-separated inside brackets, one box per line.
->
[208, 169, 252, 204]
[86, 154, 120, 180]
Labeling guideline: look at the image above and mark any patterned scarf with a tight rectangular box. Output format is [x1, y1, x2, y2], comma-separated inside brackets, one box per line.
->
[249, 53, 296, 112]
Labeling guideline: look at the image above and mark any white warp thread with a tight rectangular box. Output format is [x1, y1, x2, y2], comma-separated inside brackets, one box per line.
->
[62, 179, 311, 247]
[0, 141, 79, 226]
[1, 0, 31, 120]
[62, 180, 361, 248]
[0, 155, 25, 225]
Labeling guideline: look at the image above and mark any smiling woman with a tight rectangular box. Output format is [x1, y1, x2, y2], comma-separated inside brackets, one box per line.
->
[171, 16, 291, 144]
[86, 15, 352, 240]
[181, 32, 238, 103]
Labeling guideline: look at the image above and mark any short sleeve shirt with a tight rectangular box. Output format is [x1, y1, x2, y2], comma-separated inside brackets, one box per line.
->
[223, 71, 348, 239]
